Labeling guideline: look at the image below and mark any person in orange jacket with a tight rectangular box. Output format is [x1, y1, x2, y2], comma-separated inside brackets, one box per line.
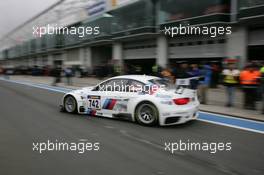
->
[260, 63, 264, 114]
[161, 67, 174, 83]
[240, 64, 261, 110]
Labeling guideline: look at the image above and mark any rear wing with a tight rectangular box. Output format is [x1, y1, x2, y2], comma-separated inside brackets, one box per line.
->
[175, 77, 203, 90]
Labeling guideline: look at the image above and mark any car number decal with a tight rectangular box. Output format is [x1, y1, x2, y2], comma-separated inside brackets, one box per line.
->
[87, 95, 101, 110]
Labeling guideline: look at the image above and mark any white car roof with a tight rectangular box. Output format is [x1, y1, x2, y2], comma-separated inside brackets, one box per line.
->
[109, 75, 160, 84]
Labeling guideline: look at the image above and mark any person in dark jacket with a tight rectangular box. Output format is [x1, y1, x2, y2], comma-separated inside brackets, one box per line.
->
[260, 63, 264, 114]
[198, 64, 212, 104]
[64, 67, 73, 85]
[175, 63, 190, 79]
[52, 65, 62, 86]
[188, 64, 201, 77]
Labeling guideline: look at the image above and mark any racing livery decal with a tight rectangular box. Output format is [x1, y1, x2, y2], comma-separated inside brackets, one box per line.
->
[103, 99, 117, 110]
[114, 99, 128, 112]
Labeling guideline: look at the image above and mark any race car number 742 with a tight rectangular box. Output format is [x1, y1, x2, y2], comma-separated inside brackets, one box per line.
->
[87, 95, 101, 109]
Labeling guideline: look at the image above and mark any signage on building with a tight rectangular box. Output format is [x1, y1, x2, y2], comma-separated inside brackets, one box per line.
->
[111, 0, 139, 8]
[60, 13, 80, 27]
[86, 0, 107, 17]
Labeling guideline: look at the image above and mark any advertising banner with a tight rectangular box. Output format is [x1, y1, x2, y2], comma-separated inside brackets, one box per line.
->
[86, 0, 107, 17]
[111, 0, 139, 8]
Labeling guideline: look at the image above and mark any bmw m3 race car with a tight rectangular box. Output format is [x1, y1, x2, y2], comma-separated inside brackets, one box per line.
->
[60, 75, 199, 126]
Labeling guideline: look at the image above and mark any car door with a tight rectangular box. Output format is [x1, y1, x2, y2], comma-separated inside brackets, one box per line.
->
[93, 78, 130, 118]
[116, 79, 148, 114]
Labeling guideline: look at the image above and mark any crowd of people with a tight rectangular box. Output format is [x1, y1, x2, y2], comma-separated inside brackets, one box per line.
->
[1, 60, 264, 114]
[153, 61, 264, 114]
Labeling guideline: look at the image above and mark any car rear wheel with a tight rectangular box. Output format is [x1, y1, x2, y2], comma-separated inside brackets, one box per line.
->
[135, 102, 158, 126]
[64, 95, 77, 113]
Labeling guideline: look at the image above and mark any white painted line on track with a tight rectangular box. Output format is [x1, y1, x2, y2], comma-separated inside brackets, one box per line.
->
[1, 78, 264, 134]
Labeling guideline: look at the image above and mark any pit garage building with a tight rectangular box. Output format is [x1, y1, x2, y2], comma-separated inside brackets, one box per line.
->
[0, 0, 264, 74]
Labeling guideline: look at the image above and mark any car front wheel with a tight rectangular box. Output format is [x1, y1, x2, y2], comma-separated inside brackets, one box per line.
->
[64, 95, 77, 113]
[135, 102, 158, 126]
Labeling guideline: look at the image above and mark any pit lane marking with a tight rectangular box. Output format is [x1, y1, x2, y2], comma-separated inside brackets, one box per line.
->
[1, 78, 264, 134]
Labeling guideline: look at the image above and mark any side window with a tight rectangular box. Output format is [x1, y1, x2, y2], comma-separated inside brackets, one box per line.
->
[93, 79, 128, 92]
[92, 80, 109, 91]
[128, 80, 145, 93]
[108, 79, 129, 92]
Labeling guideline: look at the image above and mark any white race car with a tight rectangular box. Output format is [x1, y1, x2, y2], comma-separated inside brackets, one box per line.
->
[60, 75, 199, 126]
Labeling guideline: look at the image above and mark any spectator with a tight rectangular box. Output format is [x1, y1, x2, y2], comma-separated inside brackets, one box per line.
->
[152, 64, 162, 77]
[152, 64, 158, 76]
[51, 65, 62, 86]
[175, 63, 190, 79]
[240, 64, 261, 110]
[198, 64, 212, 104]
[107, 62, 114, 77]
[114, 64, 122, 76]
[161, 67, 174, 83]
[43, 66, 51, 76]
[211, 63, 221, 88]
[222, 63, 240, 107]
[171, 63, 178, 79]
[260, 63, 264, 114]
[64, 67, 73, 85]
[188, 64, 201, 77]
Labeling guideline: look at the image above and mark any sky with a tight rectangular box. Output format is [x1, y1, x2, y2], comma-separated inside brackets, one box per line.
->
[0, 0, 59, 39]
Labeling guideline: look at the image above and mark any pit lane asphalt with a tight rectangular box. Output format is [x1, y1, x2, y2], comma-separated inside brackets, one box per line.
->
[0, 80, 263, 175]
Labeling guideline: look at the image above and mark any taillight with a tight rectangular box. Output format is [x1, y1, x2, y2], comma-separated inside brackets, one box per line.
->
[173, 98, 190, 105]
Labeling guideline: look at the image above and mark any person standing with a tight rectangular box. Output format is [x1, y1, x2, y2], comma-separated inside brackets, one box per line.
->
[161, 66, 174, 83]
[211, 63, 220, 88]
[222, 63, 240, 107]
[198, 64, 212, 104]
[175, 63, 190, 79]
[64, 67, 73, 85]
[260, 63, 264, 114]
[114, 64, 122, 76]
[188, 64, 201, 77]
[52, 65, 62, 86]
[240, 64, 261, 110]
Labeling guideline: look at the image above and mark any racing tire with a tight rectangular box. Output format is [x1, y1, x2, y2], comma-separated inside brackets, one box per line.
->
[64, 95, 77, 113]
[135, 102, 159, 126]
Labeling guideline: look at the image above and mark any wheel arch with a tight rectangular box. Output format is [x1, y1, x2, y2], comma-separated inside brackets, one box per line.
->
[63, 92, 82, 103]
[63, 93, 80, 113]
[133, 100, 160, 123]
